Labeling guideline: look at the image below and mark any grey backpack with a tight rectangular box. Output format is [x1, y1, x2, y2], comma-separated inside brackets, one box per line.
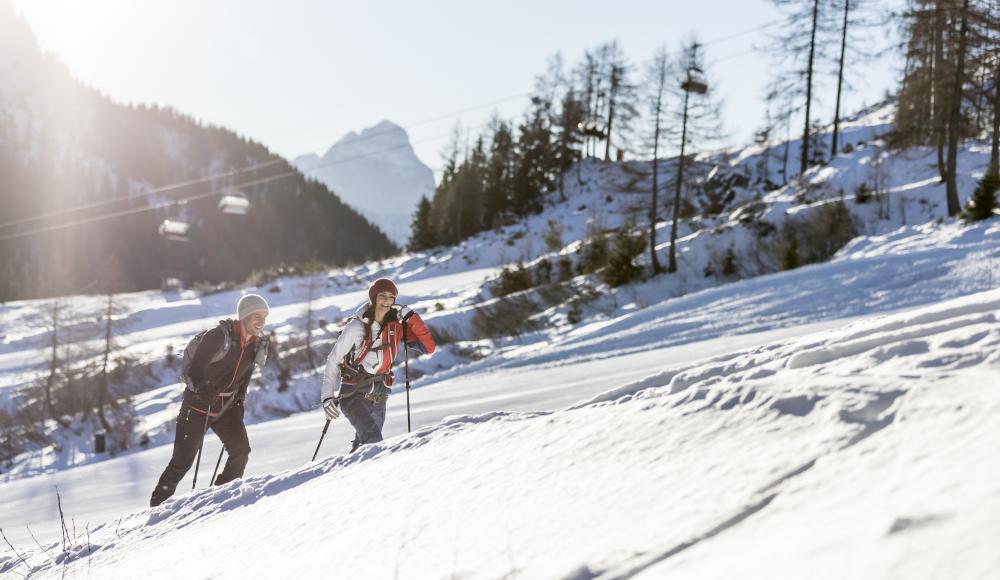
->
[180, 321, 268, 392]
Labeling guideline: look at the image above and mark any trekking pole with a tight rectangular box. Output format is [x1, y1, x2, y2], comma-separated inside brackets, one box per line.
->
[403, 322, 411, 433]
[191, 411, 212, 489]
[312, 419, 331, 462]
[210, 446, 226, 486]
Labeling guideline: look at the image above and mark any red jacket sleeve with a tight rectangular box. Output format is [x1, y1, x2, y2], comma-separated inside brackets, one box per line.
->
[404, 311, 436, 354]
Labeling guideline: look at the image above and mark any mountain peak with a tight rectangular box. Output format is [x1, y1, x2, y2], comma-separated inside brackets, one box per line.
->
[295, 120, 434, 246]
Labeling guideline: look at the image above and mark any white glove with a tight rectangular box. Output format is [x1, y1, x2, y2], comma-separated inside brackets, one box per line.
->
[323, 397, 341, 421]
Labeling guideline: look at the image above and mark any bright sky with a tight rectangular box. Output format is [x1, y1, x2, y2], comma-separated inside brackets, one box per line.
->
[11, 0, 901, 177]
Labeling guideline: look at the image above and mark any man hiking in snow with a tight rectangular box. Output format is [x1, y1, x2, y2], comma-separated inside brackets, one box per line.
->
[321, 278, 435, 452]
[150, 294, 270, 507]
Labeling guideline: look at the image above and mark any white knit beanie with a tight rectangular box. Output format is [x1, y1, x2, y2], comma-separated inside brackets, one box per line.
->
[237, 294, 269, 321]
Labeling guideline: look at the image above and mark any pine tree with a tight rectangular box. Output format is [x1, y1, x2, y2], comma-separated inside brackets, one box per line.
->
[830, 0, 883, 156]
[667, 40, 724, 273]
[964, 165, 999, 220]
[511, 96, 554, 216]
[408, 196, 437, 251]
[483, 119, 515, 229]
[600, 41, 639, 161]
[553, 89, 586, 200]
[643, 47, 671, 273]
[769, 0, 837, 175]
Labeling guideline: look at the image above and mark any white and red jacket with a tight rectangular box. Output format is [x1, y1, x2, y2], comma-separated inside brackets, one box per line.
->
[320, 305, 435, 401]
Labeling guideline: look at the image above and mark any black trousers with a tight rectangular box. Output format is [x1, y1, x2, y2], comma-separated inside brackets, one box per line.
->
[150, 395, 250, 507]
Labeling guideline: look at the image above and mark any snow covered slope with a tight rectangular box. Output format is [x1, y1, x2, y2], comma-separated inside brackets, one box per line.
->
[294, 120, 435, 246]
[2, 94, 999, 578]
[4, 289, 997, 579]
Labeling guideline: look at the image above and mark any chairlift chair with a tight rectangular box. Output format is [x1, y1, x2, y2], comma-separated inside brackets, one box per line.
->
[577, 119, 607, 140]
[218, 189, 250, 215]
[158, 219, 191, 242]
[681, 67, 708, 95]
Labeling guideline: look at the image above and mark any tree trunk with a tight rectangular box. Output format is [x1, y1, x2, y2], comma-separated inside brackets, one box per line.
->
[801, 0, 820, 175]
[782, 121, 791, 186]
[45, 301, 69, 427]
[604, 70, 618, 162]
[97, 293, 114, 434]
[669, 89, 691, 274]
[832, 0, 850, 157]
[934, 4, 948, 181]
[992, 60, 1000, 170]
[945, 0, 970, 216]
[305, 279, 316, 369]
[651, 104, 662, 273]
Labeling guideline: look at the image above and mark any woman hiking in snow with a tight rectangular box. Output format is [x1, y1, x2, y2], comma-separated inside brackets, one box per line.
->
[149, 294, 270, 507]
[321, 278, 435, 451]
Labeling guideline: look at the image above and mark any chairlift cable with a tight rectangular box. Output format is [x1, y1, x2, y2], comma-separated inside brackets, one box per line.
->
[0, 95, 529, 234]
[0, 134, 452, 242]
[0, 22, 779, 236]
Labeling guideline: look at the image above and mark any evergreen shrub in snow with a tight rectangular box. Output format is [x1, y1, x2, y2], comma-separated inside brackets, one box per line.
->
[493, 263, 534, 297]
[601, 224, 647, 287]
[543, 219, 564, 252]
[577, 229, 609, 275]
[964, 168, 998, 222]
[557, 257, 574, 282]
[471, 295, 541, 339]
[772, 201, 857, 271]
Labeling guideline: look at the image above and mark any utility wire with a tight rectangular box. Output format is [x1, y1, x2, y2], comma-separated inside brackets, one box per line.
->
[0, 21, 779, 237]
[0, 94, 529, 234]
[0, 133, 451, 242]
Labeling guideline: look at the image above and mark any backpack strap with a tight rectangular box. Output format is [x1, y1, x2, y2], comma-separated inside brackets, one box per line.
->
[209, 322, 232, 365]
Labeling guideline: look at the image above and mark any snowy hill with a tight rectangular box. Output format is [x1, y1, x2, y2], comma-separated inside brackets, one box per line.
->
[1, 96, 999, 577]
[3, 289, 998, 579]
[294, 120, 435, 246]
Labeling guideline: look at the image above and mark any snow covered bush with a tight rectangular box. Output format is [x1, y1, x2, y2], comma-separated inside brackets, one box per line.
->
[601, 223, 647, 287]
[964, 168, 998, 222]
[471, 295, 541, 339]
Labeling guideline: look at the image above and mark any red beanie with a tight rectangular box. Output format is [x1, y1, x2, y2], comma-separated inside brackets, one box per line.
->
[368, 278, 398, 304]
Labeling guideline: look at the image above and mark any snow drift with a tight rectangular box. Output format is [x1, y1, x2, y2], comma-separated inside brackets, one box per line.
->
[4, 289, 998, 579]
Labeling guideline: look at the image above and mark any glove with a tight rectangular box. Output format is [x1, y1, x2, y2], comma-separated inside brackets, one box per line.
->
[322, 397, 341, 421]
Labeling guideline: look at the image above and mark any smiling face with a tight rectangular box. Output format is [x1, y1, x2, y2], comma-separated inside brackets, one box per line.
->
[241, 310, 268, 337]
[374, 291, 396, 309]
[373, 291, 395, 323]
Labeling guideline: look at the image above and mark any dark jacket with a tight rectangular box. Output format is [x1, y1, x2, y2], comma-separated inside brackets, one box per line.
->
[187, 319, 260, 417]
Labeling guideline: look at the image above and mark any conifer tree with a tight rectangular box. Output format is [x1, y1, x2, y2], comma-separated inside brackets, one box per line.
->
[408, 196, 437, 251]
[643, 47, 671, 273]
[483, 119, 515, 228]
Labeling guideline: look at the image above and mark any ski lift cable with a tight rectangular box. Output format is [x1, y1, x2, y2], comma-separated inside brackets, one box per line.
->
[0, 159, 284, 232]
[708, 47, 760, 67]
[0, 94, 530, 234]
[701, 19, 782, 47]
[0, 22, 779, 236]
[0, 133, 452, 243]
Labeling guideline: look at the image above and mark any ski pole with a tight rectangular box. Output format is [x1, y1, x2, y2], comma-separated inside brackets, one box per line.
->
[191, 411, 212, 489]
[403, 322, 411, 433]
[312, 419, 331, 462]
[210, 446, 226, 486]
